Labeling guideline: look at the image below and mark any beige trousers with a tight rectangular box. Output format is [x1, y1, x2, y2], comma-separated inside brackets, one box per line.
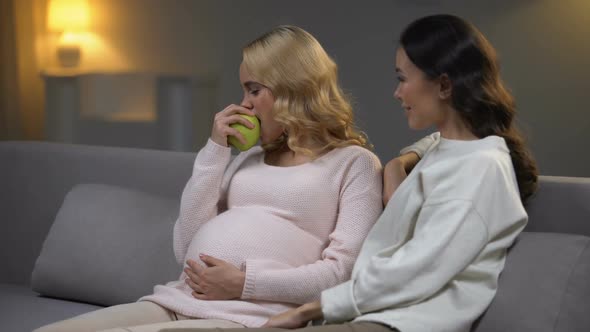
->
[33, 301, 245, 332]
[158, 322, 394, 332]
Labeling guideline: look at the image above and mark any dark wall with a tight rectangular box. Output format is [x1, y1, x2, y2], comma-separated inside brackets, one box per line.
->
[92, 0, 590, 176]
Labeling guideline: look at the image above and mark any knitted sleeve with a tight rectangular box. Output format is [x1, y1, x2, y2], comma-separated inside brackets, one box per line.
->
[241, 150, 383, 304]
[172, 139, 233, 264]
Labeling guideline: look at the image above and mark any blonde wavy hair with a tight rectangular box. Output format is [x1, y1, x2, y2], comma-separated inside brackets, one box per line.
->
[242, 25, 370, 156]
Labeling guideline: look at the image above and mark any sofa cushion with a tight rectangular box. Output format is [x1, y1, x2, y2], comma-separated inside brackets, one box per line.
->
[31, 183, 182, 306]
[473, 231, 590, 332]
[0, 283, 103, 332]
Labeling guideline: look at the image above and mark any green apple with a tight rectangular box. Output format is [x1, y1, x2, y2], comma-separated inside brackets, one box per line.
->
[228, 114, 260, 151]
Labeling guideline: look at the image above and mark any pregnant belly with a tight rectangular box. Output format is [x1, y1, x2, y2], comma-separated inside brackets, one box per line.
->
[185, 208, 325, 269]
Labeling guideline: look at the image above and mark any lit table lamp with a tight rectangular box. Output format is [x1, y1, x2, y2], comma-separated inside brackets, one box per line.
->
[47, 0, 89, 67]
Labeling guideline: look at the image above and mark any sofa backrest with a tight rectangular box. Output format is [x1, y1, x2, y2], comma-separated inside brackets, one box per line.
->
[0, 141, 196, 285]
[2, 141, 589, 287]
[525, 176, 590, 236]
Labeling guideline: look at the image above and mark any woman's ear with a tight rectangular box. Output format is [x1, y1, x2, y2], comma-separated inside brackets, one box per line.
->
[438, 74, 452, 100]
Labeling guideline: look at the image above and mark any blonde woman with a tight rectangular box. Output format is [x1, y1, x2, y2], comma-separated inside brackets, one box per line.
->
[35, 26, 396, 332]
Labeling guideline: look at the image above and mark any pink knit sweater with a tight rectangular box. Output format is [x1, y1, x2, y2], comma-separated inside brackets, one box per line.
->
[140, 139, 383, 327]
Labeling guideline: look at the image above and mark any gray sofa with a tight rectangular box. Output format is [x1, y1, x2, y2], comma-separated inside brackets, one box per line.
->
[0, 141, 589, 332]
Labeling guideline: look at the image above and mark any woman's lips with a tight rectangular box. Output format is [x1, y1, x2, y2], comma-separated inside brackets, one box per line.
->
[404, 107, 412, 117]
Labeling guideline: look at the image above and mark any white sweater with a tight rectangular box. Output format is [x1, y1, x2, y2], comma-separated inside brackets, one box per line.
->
[321, 132, 528, 332]
[141, 139, 383, 327]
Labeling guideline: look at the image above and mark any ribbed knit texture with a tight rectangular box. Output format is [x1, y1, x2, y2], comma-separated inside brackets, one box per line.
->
[140, 139, 383, 327]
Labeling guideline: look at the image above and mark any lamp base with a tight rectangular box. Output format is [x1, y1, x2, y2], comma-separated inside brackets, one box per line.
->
[57, 45, 81, 67]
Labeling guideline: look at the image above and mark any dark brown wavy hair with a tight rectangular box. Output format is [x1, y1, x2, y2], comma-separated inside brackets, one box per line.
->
[400, 14, 538, 202]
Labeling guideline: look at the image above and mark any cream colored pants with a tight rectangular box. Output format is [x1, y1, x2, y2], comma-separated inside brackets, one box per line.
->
[33, 301, 245, 332]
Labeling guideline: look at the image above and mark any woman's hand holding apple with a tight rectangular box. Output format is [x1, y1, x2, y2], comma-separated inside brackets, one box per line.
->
[210, 104, 256, 148]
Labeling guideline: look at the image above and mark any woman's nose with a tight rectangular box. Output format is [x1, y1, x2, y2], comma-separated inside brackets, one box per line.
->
[394, 85, 402, 101]
[240, 97, 253, 109]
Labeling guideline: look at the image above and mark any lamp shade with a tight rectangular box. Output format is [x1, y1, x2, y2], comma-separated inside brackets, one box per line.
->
[47, 0, 89, 32]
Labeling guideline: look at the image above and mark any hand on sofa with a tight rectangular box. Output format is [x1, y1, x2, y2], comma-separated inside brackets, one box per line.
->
[263, 300, 323, 328]
[184, 255, 246, 300]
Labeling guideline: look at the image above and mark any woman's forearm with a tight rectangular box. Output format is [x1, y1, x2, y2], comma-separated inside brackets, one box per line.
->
[383, 159, 406, 206]
[173, 139, 232, 263]
[383, 152, 420, 205]
[398, 151, 420, 172]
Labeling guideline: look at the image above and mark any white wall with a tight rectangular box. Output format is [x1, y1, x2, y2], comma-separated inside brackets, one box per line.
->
[73, 0, 590, 176]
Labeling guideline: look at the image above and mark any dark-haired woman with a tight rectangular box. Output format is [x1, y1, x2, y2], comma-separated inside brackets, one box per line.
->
[192, 14, 538, 332]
